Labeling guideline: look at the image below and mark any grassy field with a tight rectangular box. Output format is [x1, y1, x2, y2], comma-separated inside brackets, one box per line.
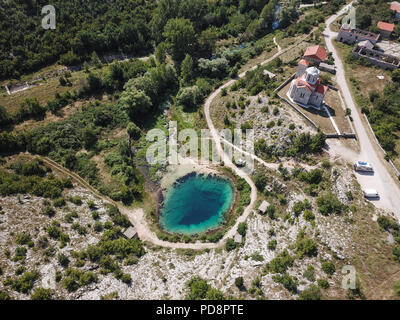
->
[0, 68, 87, 114]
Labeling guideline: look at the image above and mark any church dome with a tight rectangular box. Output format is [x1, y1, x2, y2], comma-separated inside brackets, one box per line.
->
[305, 67, 320, 85]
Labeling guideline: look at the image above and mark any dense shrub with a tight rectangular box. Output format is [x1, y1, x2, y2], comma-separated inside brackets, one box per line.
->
[303, 266, 316, 282]
[225, 238, 238, 251]
[185, 277, 225, 300]
[272, 273, 298, 294]
[298, 285, 322, 300]
[237, 222, 247, 237]
[268, 250, 294, 274]
[321, 262, 336, 276]
[317, 278, 330, 289]
[296, 238, 318, 258]
[30, 288, 52, 300]
[317, 193, 343, 216]
[4, 271, 39, 294]
[235, 277, 244, 289]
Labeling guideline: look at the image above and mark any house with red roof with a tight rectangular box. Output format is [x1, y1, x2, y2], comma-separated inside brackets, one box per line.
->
[288, 66, 328, 109]
[377, 21, 395, 38]
[303, 45, 327, 65]
[390, 1, 400, 20]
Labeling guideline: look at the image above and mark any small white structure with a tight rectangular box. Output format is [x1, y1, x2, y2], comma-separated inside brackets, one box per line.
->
[263, 69, 276, 78]
[123, 226, 138, 239]
[258, 200, 270, 214]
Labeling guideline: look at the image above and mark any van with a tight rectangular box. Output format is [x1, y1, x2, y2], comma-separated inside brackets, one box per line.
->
[354, 161, 373, 172]
[363, 189, 379, 198]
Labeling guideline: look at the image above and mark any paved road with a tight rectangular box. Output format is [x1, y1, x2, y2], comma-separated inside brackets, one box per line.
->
[324, 3, 400, 220]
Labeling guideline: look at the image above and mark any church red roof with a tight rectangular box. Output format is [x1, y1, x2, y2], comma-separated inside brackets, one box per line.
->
[303, 45, 327, 61]
[298, 59, 310, 66]
[377, 21, 395, 32]
[316, 83, 328, 95]
[294, 77, 328, 96]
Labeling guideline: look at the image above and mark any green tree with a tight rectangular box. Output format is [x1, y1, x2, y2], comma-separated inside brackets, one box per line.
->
[235, 277, 244, 289]
[258, 0, 276, 34]
[127, 122, 141, 140]
[392, 69, 400, 83]
[86, 72, 103, 93]
[198, 27, 218, 57]
[30, 288, 52, 300]
[225, 238, 237, 251]
[82, 126, 97, 149]
[176, 86, 203, 110]
[0, 105, 11, 126]
[296, 238, 318, 258]
[317, 193, 343, 216]
[119, 88, 152, 119]
[237, 222, 247, 237]
[155, 42, 167, 65]
[254, 174, 267, 191]
[90, 51, 102, 68]
[185, 277, 210, 300]
[0, 290, 11, 300]
[163, 18, 196, 64]
[321, 262, 336, 276]
[181, 54, 194, 85]
[205, 288, 225, 300]
[58, 253, 70, 268]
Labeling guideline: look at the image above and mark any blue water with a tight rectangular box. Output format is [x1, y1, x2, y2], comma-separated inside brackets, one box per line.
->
[272, 3, 282, 30]
[159, 174, 234, 234]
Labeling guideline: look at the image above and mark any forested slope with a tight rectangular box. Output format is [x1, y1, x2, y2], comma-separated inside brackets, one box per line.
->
[1, 0, 300, 80]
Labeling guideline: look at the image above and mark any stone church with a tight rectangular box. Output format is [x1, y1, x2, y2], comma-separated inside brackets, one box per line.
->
[288, 45, 328, 109]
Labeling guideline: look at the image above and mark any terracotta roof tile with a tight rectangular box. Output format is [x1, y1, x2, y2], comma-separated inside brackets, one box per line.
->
[298, 59, 310, 66]
[316, 83, 328, 95]
[303, 45, 327, 61]
[377, 21, 395, 32]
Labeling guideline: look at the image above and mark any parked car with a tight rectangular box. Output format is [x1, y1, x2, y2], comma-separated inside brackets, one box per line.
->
[354, 161, 373, 172]
[235, 158, 246, 167]
[363, 189, 379, 198]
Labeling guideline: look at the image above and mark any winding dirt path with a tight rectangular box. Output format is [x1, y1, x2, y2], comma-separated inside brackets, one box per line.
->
[33, 26, 315, 250]
[273, 36, 281, 53]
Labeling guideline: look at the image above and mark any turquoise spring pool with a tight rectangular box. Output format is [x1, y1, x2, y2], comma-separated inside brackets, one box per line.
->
[159, 174, 234, 235]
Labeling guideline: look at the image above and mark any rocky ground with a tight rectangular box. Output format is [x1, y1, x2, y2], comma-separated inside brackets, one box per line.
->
[2, 154, 396, 300]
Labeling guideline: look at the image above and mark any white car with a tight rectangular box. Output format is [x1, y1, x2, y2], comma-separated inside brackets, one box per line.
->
[354, 161, 374, 172]
[363, 189, 379, 198]
[235, 159, 246, 167]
